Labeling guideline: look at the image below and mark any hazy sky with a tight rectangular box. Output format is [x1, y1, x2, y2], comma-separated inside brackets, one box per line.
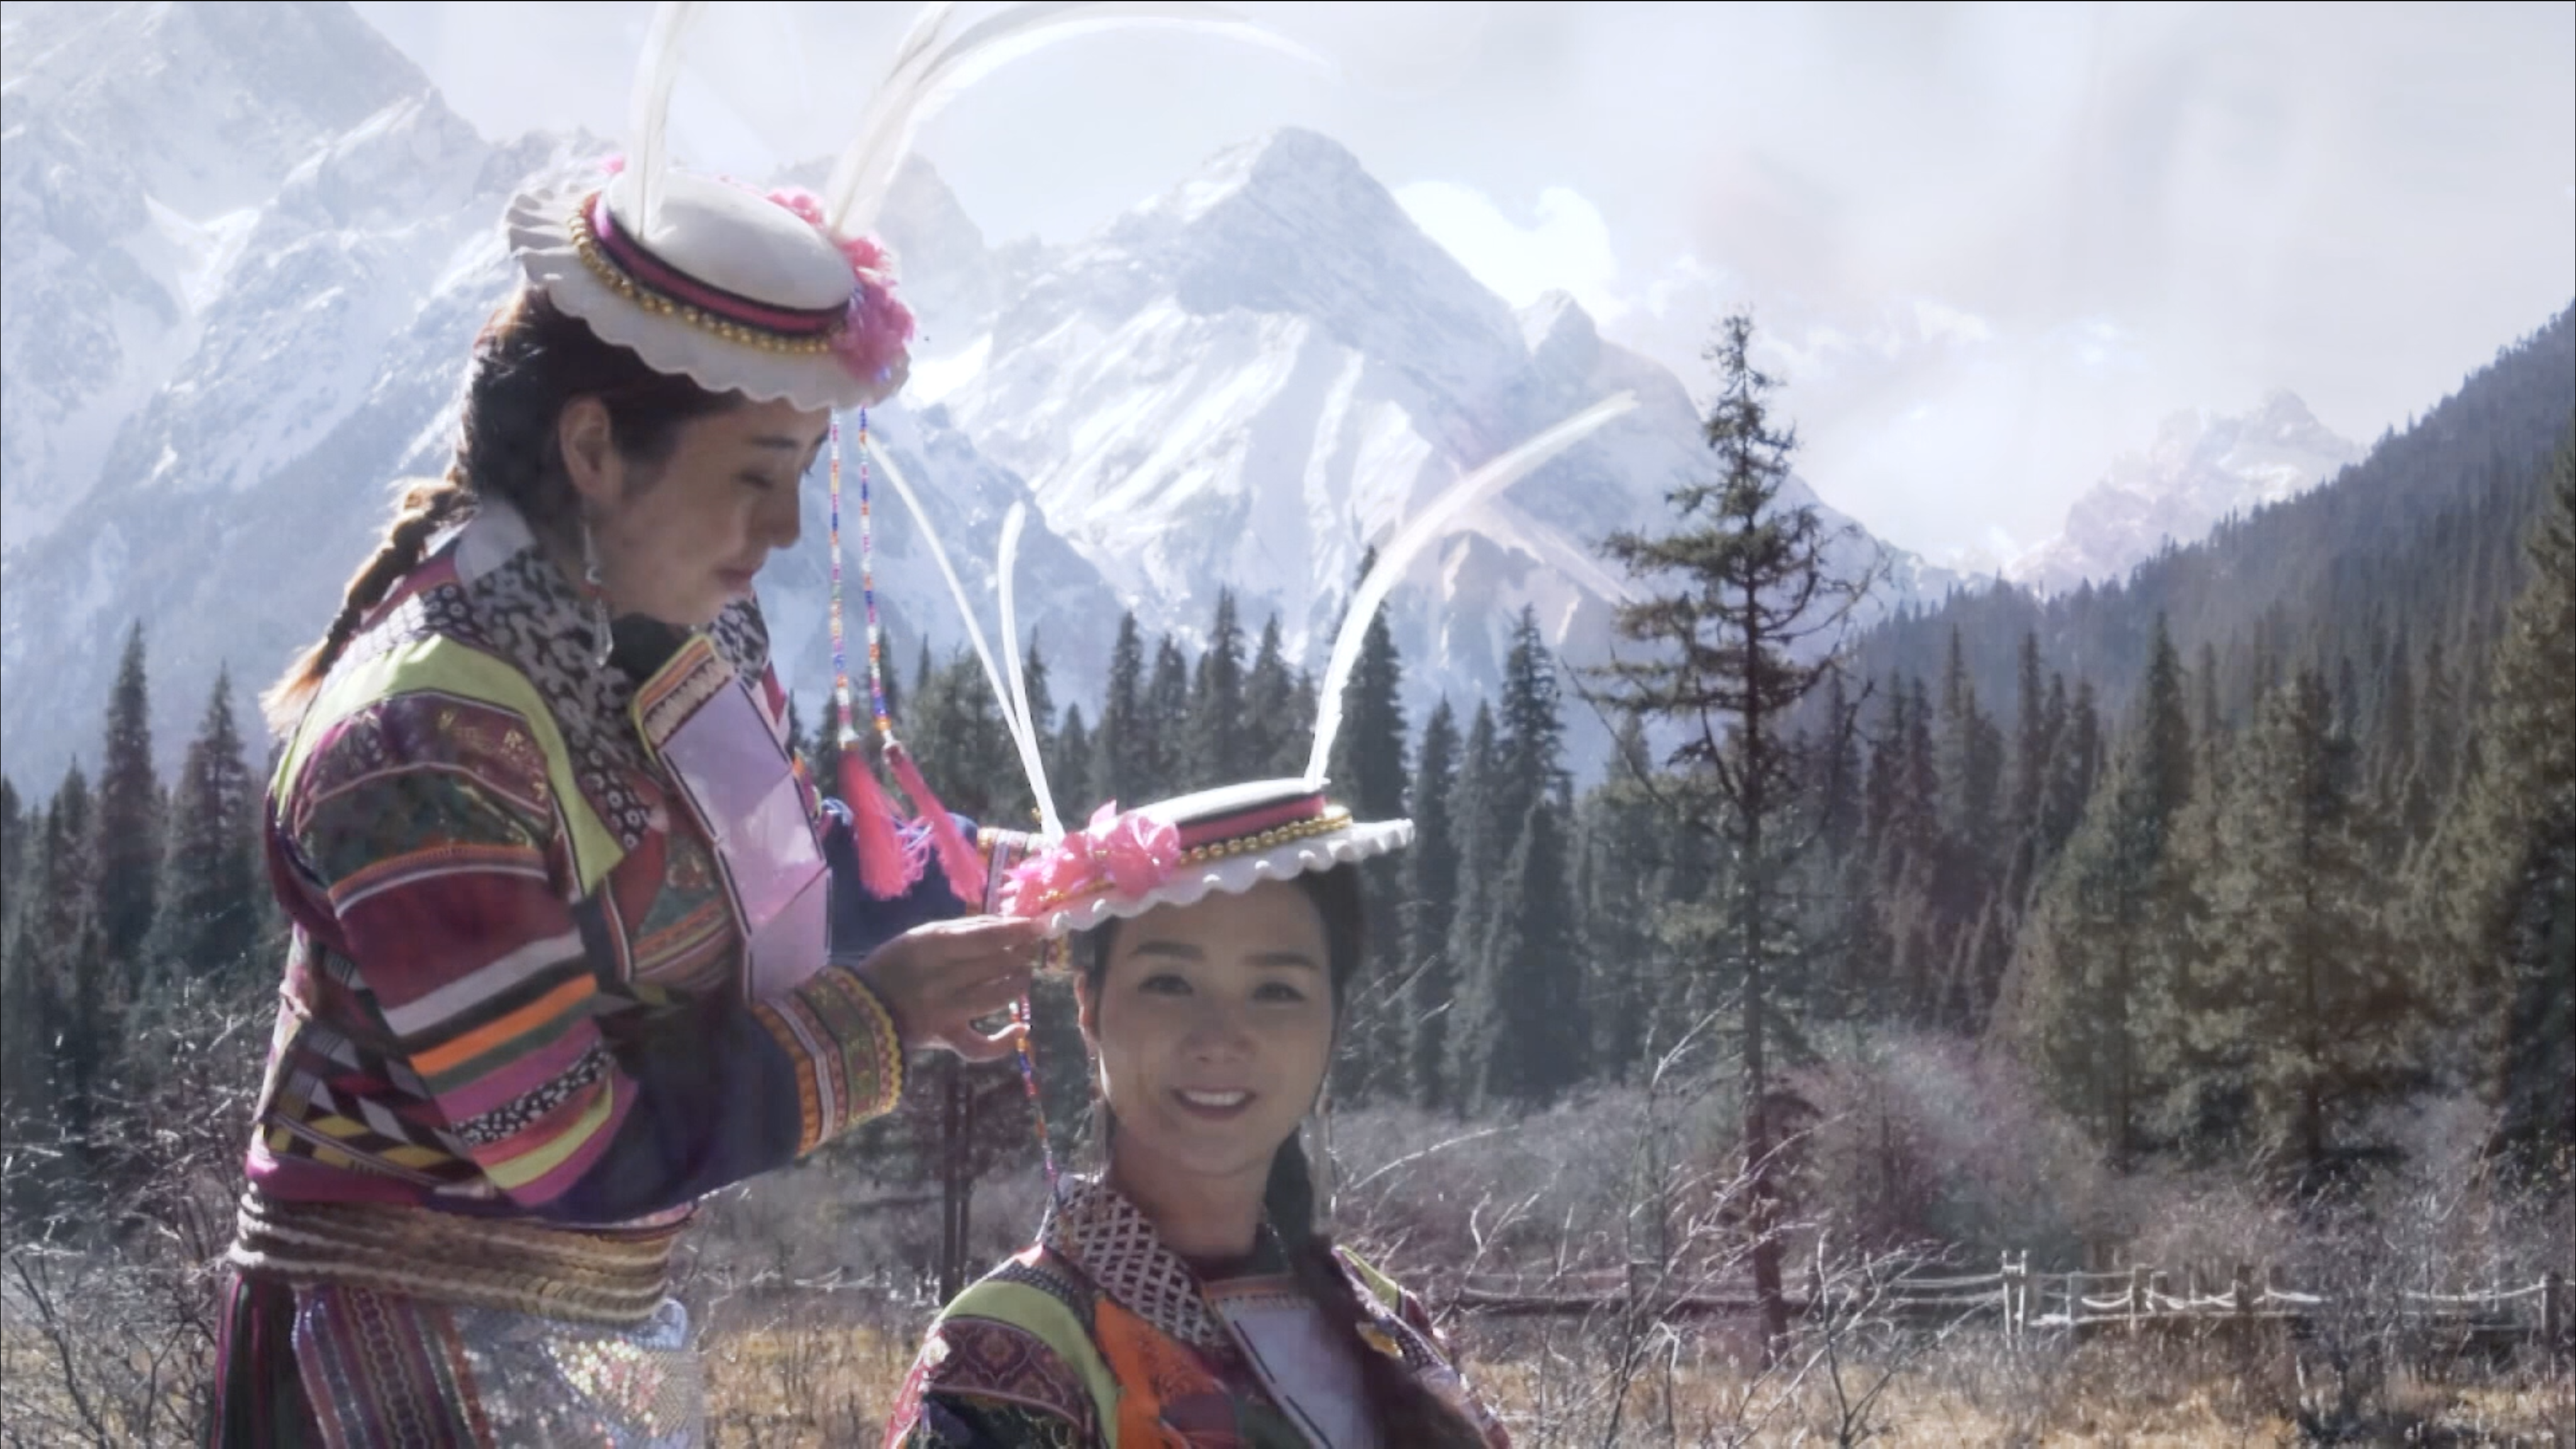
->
[350, 1, 2575, 566]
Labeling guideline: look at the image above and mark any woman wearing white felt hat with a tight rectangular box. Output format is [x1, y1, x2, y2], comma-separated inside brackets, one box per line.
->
[877, 394, 1636, 1446]
[210, 4, 1310, 1445]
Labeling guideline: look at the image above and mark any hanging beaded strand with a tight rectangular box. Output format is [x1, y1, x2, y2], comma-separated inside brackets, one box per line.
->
[848, 410, 1061, 1201]
[852, 409, 892, 738]
[828, 416, 853, 738]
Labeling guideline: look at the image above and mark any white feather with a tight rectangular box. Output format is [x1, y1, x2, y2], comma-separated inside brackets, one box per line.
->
[862, 433, 1017, 759]
[823, 1, 1327, 237]
[998, 503, 1065, 840]
[626, 1, 706, 232]
[1302, 392, 1641, 787]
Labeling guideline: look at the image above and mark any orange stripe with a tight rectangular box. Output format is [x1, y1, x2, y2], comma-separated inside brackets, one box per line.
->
[409, 975, 597, 1076]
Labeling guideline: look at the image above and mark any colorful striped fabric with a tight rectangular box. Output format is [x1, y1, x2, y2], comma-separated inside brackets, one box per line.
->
[238, 504, 980, 1223]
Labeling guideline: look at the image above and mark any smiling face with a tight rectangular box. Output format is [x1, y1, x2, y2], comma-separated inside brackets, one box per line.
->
[1078, 879, 1340, 1208]
[558, 394, 828, 628]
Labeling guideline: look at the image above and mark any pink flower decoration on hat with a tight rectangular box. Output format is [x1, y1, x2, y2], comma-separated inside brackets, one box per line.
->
[1008, 803, 1185, 916]
[765, 185, 914, 387]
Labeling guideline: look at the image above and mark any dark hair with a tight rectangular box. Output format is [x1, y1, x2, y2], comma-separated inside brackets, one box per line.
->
[1080, 866, 1485, 1447]
[262, 287, 741, 733]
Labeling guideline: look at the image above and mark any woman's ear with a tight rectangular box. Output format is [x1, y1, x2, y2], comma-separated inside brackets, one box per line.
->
[557, 396, 619, 508]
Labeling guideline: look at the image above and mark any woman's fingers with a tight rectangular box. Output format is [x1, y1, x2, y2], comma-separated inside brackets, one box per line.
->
[944, 1018, 1028, 1065]
[851, 914, 1050, 1062]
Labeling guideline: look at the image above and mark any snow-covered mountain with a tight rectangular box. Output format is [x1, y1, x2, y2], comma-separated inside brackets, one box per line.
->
[0, 0, 1953, 793]
[2007, 391, 2361, 596]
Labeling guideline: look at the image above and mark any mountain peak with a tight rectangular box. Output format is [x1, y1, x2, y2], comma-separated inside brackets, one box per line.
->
[1152, 126, 1378, 230]
[2010, 389, 2362, 595]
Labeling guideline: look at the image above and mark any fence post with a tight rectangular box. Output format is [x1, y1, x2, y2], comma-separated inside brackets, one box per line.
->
[2128, 1265, 2145, 1337]
[2233, 1263, 2253, 1349]
[2067, 1271, 2082, 1338]
[2547, 1270, 2565, 1359]
[2000, 1252, 2018, 1344]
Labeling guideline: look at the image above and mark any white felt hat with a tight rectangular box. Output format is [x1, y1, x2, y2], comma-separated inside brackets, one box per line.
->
[504, 167, 909, 413]
[1000, 779, 1412, 940]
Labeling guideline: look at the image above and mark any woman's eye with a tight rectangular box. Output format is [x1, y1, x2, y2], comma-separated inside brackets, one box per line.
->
[1138, 974, 1191, 996]
[1253, 982, 1309, 1004]
[740, 473, 777, 492]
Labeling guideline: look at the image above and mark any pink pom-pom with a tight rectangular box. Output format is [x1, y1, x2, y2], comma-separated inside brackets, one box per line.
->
[885, 740, 989, 908]
[840, 747, 924, 901]
[831, 276, 916, 386]
[766, 186, 828, 229]
[837, 235, 889, 273]
[601, 154, 626, 177]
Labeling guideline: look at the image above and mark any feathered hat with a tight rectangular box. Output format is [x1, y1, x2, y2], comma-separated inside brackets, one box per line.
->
[872, 394, 1641, 936]
[502, 1, 1320, 411]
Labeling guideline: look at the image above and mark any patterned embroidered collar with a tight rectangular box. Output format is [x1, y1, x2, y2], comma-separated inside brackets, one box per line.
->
[1038, 1176, 1241, 1352]
[348, 497, 774, 853]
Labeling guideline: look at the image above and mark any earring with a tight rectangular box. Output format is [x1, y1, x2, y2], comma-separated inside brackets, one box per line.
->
[579, 519, 613, 668]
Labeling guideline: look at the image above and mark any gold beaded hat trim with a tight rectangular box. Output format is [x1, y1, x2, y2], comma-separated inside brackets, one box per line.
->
[1000, 779, 1413, 940]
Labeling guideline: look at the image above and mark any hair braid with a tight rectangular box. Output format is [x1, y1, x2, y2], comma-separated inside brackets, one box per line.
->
[1263, 1133, 1485, 1448]
[260, 474, 468, 733]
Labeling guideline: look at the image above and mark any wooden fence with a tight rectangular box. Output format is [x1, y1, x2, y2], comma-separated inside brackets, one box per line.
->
[1445, 1255, 2573, 1355]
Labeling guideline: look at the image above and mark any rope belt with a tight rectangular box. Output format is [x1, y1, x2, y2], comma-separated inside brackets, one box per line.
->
[227, 1191, 689, 1329]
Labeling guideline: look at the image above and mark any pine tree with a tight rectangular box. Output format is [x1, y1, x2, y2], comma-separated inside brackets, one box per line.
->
[1145, 636, 1191, 798]
[2401, 636, 2460, 847]
[1496, 607, 1571, 823]
[1326, 552, 1409, 814]
[1, 785, 56, 1136]
[143, 669, 264, 990]
[2197, 668, 2413, 1178]
[1457, 798, 1585, 1110]
[1588, 313, 1877, 1357]
[907, 650, 1030, 824]
[2372, 624, 2417, 818]
[1443, 703, 1504, 1110]
[2009, 635, 2054, 838]
[1090, 613, 1153, 811]
[1317, 572, 1409, 1103]
[2418, 435, 2575, 1162]
[21, 768, 106, 1184]
[2039, 675, 2100, 863]
[1402, 701, 1463, 1109]
[1241, 614, 1301, 779]
[1187, 591, 1247, 789]
[2011, 616, 2193, 1170]
[1020, 634, 1059, 816]
[92, 623, 162, 1001]
[1054, 704, 1094, 819]
[1582, 717, 1667, 1079]
[1937, 625, 2003, 849]
[1, 777, 24, 938]
[1816, 671, 1863, 862]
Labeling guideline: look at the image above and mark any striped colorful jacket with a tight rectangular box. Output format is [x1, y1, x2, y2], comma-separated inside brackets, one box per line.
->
[242, 499, 998, 1224]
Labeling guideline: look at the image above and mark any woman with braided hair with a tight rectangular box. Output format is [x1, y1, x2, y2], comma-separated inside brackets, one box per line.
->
[204, 6, 1103, 1440]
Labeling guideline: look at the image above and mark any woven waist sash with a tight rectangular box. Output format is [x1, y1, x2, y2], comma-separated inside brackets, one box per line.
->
[226, 1191, 688, 1328]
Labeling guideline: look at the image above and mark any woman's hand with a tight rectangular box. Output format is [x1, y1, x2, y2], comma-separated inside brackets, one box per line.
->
[849, 914, 1046, 1062]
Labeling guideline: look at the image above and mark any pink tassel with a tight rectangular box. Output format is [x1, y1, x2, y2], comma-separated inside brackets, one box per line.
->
[839, 743, 919, 901]
[885, 738, 989, 906]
